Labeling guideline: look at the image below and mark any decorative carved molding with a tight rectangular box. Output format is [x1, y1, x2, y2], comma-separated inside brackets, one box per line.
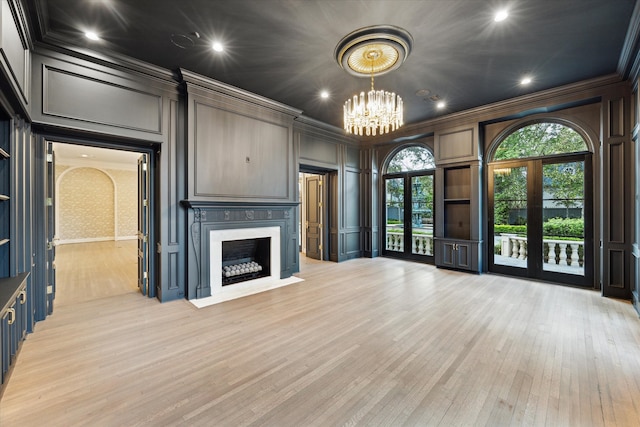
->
[245, 210, 254, 220]
[191, 208, 202, 296]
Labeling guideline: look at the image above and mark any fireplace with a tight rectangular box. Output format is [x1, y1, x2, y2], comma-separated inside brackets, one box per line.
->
[222, 237, 271, 285]
[209, 226, 281, 293]
[181, 200, 300, 303]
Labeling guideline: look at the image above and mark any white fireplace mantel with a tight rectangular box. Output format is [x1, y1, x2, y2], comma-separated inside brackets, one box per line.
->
[190, 226, 302, 308]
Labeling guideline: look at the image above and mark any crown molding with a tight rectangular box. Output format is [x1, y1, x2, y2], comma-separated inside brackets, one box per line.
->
[618, 0, 640, 79]
[179, 68, 303, 118]
[365, 73, 624, 144]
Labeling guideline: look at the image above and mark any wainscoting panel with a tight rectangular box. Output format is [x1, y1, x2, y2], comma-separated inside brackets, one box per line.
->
[193, 102, 289, 199]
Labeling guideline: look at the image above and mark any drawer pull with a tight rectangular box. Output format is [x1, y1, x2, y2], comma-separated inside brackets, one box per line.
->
[19, 290, 27, 304]
[7, 307, 15, 325]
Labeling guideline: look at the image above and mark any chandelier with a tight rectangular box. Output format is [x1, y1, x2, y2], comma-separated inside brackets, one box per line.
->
[335, 26, 413, 137]
[343, 50, 403, 136]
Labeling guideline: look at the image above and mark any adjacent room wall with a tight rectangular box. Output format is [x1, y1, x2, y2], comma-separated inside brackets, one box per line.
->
[55, 165, 137, 243]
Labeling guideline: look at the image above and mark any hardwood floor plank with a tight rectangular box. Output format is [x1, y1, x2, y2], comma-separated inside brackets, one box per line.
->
[1, 253, 640, 426]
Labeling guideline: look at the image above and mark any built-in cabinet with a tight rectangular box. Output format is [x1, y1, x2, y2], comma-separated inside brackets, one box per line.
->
[0, 272, 28, 397]
[434, 125, 482, 272]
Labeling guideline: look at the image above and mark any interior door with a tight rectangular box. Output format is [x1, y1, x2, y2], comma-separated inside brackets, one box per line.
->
[305, 175, 323, 260]
[46, 142, 55, 314]
[137, 154, 150, 295]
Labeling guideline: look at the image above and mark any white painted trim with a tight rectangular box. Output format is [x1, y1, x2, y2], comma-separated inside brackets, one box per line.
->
[207, 226, 282, 301]
[116, 235, 138, 241]
[56, 237, 115, 245]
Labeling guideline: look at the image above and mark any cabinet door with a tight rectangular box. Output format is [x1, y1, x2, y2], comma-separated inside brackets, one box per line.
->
[441, 241, 457, 267]
[1, 310, 10, 384]
[17, 289, 26, 341]
[456, 242, 472, 270]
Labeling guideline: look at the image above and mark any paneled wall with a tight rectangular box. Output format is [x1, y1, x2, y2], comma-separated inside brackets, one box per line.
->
[0, 0, 29, 114]
[180, 70, 302, 299]
[30, 48, 183, 304]
[295, 121, 361, 262]
[602, 87, 633, 297]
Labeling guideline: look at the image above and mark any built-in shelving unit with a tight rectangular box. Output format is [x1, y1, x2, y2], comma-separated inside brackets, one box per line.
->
[433, 125, 483, 273]
[443, 166, 471, 240]
[0, 122, 9, 279]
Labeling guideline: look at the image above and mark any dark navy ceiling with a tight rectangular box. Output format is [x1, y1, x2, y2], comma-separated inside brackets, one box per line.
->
[25, 0, 639, 130]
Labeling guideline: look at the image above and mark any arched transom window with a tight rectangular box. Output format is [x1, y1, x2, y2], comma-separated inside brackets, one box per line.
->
[494, 122, 588, 161]
[387, 146, 435, 173]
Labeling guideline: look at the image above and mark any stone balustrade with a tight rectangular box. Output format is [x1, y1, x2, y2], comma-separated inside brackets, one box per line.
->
[500, 234, 583, 267]
[386, 231, 433, 255]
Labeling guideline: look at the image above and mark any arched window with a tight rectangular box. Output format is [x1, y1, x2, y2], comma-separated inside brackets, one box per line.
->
[387, 146, 435, 172]
[383, 145, 435, 261]
[493, 122, 588, 161]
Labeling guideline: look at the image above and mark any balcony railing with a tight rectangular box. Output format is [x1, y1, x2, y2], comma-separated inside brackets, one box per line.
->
[386, 231, 433, 256]
[499, 234, 583, 267]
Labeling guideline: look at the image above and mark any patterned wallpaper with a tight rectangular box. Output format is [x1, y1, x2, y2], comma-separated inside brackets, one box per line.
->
[109, 169, 138, 237]
[56, 166, 138, 242]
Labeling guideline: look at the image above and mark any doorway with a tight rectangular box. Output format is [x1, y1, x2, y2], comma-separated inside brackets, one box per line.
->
[299, 167, 337, 263]
[382, 145, 436, 263]
[49, 142, 153, 307]
[487, 122, 594, 287]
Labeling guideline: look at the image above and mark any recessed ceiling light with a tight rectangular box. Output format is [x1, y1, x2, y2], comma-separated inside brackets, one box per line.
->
[494, 9, 509, 22]
[80, 154, 90, 158]
[436, 101, 446, 109]
[320, 90, 329, 99]
[85, 31, 100, 41]
[212, 42, 224, 52]
[520, 76, 532, 85]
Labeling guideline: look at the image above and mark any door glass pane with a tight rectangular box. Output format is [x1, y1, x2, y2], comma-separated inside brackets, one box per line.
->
[493, 166, 528, 268]
[411, 175, 433, 256]
[385, 178, 404, 252]
[542, 161, 585, 276]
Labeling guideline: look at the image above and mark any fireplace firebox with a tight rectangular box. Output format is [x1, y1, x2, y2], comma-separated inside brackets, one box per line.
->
[221, 237, 271, 285]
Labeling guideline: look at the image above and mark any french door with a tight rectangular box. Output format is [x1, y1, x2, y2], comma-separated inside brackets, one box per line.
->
[488, 153, 593, 286]
[383, 171, 435, 262]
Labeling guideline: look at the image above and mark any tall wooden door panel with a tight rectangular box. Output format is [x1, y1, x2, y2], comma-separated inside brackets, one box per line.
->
[305, 175, 322, 260]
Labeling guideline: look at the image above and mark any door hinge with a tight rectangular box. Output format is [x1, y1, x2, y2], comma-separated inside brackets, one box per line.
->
[47, 153, 53, 163]
[47, 241, 54, 250]
[142, 163, 147, 171]
[143, 235, 148, 243]
[143, 272, 148, 279]
[143, 199, 148, 207]
[46, 197, 53, 206]
[319, 244, 323, 250]
[318, 202, 323, 208]
[47, 285, 54, 294]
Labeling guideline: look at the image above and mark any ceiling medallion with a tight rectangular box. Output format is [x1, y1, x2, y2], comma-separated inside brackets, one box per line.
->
[335, 25, 413, 137]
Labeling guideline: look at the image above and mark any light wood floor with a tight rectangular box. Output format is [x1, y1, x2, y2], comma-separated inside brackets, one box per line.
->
[1, 252, 640, 426]
[53, 240, 140, 306]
